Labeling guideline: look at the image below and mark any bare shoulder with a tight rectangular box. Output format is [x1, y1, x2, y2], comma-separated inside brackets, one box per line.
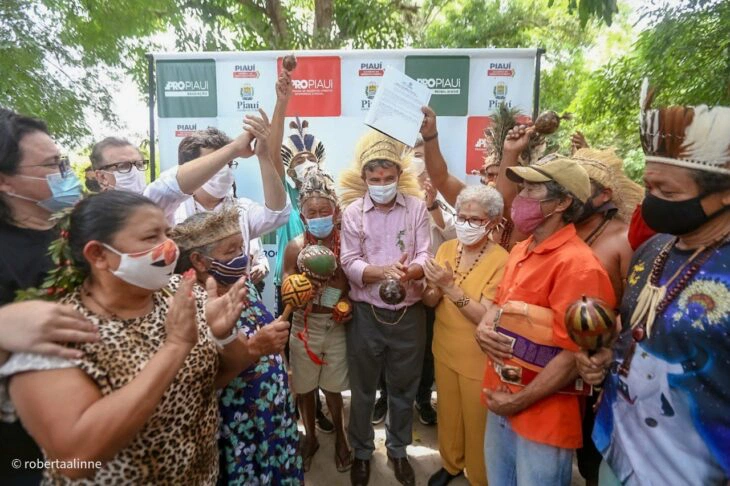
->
[605, 218, 629, 236]
[284, 235, 305, 257]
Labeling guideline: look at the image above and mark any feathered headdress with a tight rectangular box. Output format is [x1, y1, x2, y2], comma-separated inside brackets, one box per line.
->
[484, 102, 521, 167]
[572, 148, 644, 222]
[281, 117, 326, 168]
[338, 130, 423, 208]
[640, 78, 730, 175]
[299, 169, 339, 208]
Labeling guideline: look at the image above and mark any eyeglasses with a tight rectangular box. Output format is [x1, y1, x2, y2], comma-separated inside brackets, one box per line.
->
[101, 159, 149, 173]
[455, 216, 489, 228]
[479, 168, 499, 179]
[227, 160, 239, 169]
[22, 156, 71, 178]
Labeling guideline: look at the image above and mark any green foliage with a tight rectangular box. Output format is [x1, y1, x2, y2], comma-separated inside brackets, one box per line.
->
[14, 207, 85, 302]
[549, 0, 618, 26]
[1, 0, 176, 145]
[570, 0, 730, 179]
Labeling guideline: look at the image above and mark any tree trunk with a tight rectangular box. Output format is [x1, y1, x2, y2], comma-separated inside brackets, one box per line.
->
[314, 0, 334, 47]
[264, 0, 288, 47]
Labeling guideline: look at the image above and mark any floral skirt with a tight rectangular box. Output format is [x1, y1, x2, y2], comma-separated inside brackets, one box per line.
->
[218, 282, 303, 485]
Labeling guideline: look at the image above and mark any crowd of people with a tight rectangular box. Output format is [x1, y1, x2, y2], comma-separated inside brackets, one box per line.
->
[0, 66, 728, 486]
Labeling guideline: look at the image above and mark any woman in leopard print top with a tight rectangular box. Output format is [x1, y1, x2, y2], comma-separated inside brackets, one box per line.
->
[8, 192, 270, 484]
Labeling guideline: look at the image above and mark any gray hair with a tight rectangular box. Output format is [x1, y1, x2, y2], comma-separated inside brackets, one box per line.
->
[455, 184, 504, 220]
[90, 137, 136, 169]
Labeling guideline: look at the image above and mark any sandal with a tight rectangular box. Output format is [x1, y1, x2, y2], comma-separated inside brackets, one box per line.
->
[335, 447, 353, 473]
[301, 440, 320, 472]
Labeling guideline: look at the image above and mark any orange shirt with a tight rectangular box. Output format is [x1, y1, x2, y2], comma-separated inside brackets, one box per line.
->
[483, 224, 616, 449]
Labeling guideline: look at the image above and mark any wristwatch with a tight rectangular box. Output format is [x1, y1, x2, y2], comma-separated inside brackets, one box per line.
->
[212, 327, 239, 349]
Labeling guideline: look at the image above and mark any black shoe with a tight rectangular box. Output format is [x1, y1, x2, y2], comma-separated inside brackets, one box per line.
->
[428, 467, 462, 486]
[350, 458, 370, 486]
[415, 401, 437, 426]
[371, 394, 388, 425]
[316, 407, 335, 434]
[387, 454, 415, 486]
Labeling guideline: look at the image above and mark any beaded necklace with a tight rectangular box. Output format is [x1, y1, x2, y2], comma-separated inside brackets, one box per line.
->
[629, 231, 730, 338]
[584, 211, 615, 247]
[453, 238, 491, 285]
[298, 229, 341, 365]
[498, 219, 514, 250]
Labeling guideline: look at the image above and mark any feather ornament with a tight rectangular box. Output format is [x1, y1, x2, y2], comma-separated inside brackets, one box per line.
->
[639, 78, 730, 174]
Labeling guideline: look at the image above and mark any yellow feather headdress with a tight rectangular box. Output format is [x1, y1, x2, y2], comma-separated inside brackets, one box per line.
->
[572, 148, 644, 222]
[338, 130, 423, 208]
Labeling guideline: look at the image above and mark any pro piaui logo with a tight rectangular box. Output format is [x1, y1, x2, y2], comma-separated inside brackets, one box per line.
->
[416, 77, 461, 95]
[164, 80, 210, 97]
[292, 79, 334, 93]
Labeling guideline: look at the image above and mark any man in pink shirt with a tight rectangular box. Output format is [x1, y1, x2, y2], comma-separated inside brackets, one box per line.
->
[339, 131, 432, 486]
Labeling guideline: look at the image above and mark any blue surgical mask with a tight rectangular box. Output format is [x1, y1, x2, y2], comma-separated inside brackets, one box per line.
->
[368, 182, 398, 205]
[207, 253, 249, 285]
[10, 172, 83, 212]
[306, 215, 334, 239]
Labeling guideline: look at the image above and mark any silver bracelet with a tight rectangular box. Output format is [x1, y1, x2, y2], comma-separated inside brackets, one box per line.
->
[212, 328, 239, 349]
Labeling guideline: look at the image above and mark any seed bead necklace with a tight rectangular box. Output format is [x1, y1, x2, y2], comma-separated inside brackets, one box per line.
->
[453, 238, 491, 285]
[630, 231, 730, 339]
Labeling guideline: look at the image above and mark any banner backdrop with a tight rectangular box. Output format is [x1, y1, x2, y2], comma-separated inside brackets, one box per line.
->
[152, 49, 540, 310]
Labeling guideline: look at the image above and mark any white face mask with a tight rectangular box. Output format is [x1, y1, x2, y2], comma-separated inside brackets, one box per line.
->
[455, 220, 490, 246]
[110, 167, 146, 194]
[202, 166, 234, 199]
[368, 182, 398, 205]
[103, 239, 179, 290]
[410, 157, 426, 177]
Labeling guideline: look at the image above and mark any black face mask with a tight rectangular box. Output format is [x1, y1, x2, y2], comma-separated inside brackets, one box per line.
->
[641, 192, 719, 235]
[576, 198, 599, 223]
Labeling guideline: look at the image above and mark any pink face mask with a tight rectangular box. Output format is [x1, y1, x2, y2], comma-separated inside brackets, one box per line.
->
[511, 195, 554, 234]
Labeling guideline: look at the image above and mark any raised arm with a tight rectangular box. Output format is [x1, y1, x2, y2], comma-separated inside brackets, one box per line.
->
[174, 130, 255, 195]
[496, 124, 534, 225]
[8, 276, 200, 479]
[420, 106, 466, 207]
[270, 70, 292, 179]
[246, 109, 286, 211]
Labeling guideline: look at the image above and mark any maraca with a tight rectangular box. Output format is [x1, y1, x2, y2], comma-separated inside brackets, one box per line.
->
[564, 295, 618, 354]
[282, 54, 297, 71]
[379, 278, 406, 306]
[297, 244, 337, 282]
[280, 273, 314, 320]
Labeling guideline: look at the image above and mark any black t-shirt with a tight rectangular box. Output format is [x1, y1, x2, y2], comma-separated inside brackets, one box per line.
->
[0, 221, 56, 304]
[0, 221, 56, 482]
